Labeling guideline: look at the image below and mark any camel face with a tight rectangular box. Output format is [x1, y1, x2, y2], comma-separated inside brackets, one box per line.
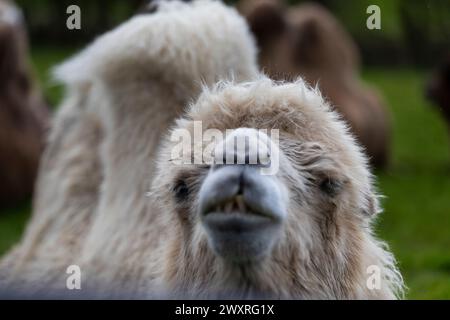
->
[151, 79, 404, 299]
[185, 124, 352, 267]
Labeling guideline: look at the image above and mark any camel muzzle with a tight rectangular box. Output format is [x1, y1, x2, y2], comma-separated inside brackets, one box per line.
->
[198, 165, 286, 263]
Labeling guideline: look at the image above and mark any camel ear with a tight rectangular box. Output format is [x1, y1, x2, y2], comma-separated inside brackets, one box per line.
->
[245, 2, 285, 47]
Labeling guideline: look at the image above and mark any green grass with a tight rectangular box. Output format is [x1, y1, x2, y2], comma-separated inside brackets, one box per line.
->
[0, 47, 449, 299]
[30, 45, 81, 107]
[0, 46, 74, 256]
[0, 202, 31, 255]
[364, 69, 450, 299]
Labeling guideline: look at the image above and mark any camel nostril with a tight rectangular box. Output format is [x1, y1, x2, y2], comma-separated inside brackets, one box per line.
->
[237, 171, 245, 195]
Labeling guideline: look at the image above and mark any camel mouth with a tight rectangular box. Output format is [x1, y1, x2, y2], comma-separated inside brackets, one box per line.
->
[201, 194, 282, 263]
[202, 195, 274, 234]
[198, 165, 286, 262]
[202, 195, 279, 221]
[209, 195, 249, 214]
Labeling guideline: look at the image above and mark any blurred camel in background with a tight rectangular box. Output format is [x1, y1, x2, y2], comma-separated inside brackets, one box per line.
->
[426, 54, 450, 143]
[239, 0, 391, 169]
[0, 0, 49, 208]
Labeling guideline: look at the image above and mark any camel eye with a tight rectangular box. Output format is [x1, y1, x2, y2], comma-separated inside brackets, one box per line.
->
[319, 177, 342, 197]
[173, 180, 189, 202]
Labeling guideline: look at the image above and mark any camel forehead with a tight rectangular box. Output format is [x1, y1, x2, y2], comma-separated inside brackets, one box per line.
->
[185, 83, 345, 145]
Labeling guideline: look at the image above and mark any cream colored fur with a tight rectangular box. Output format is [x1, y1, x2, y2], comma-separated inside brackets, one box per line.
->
[0, 0, 257, 295]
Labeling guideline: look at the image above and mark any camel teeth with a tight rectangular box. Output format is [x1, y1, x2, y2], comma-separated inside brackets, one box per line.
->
[236, 195, 246, 212]
[224, 202, 233, 213]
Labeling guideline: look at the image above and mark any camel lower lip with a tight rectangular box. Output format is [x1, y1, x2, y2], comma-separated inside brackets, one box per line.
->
[202, 211, 275, 233]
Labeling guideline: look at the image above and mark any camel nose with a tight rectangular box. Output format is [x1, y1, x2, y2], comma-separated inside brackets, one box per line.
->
[212, 128, 271, 166]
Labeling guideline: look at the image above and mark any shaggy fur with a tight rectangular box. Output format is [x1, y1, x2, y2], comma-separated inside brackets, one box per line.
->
[0, 1, 403, 299]
[3, 76, 404, 299]
[150, 77, 404, 299]
[239, 1, 391, 168]
[0, 0, 257, 294]
[0, 0, 48, 207]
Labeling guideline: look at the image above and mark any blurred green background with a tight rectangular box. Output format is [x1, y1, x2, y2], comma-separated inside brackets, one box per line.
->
[1, 0, 449, 299]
